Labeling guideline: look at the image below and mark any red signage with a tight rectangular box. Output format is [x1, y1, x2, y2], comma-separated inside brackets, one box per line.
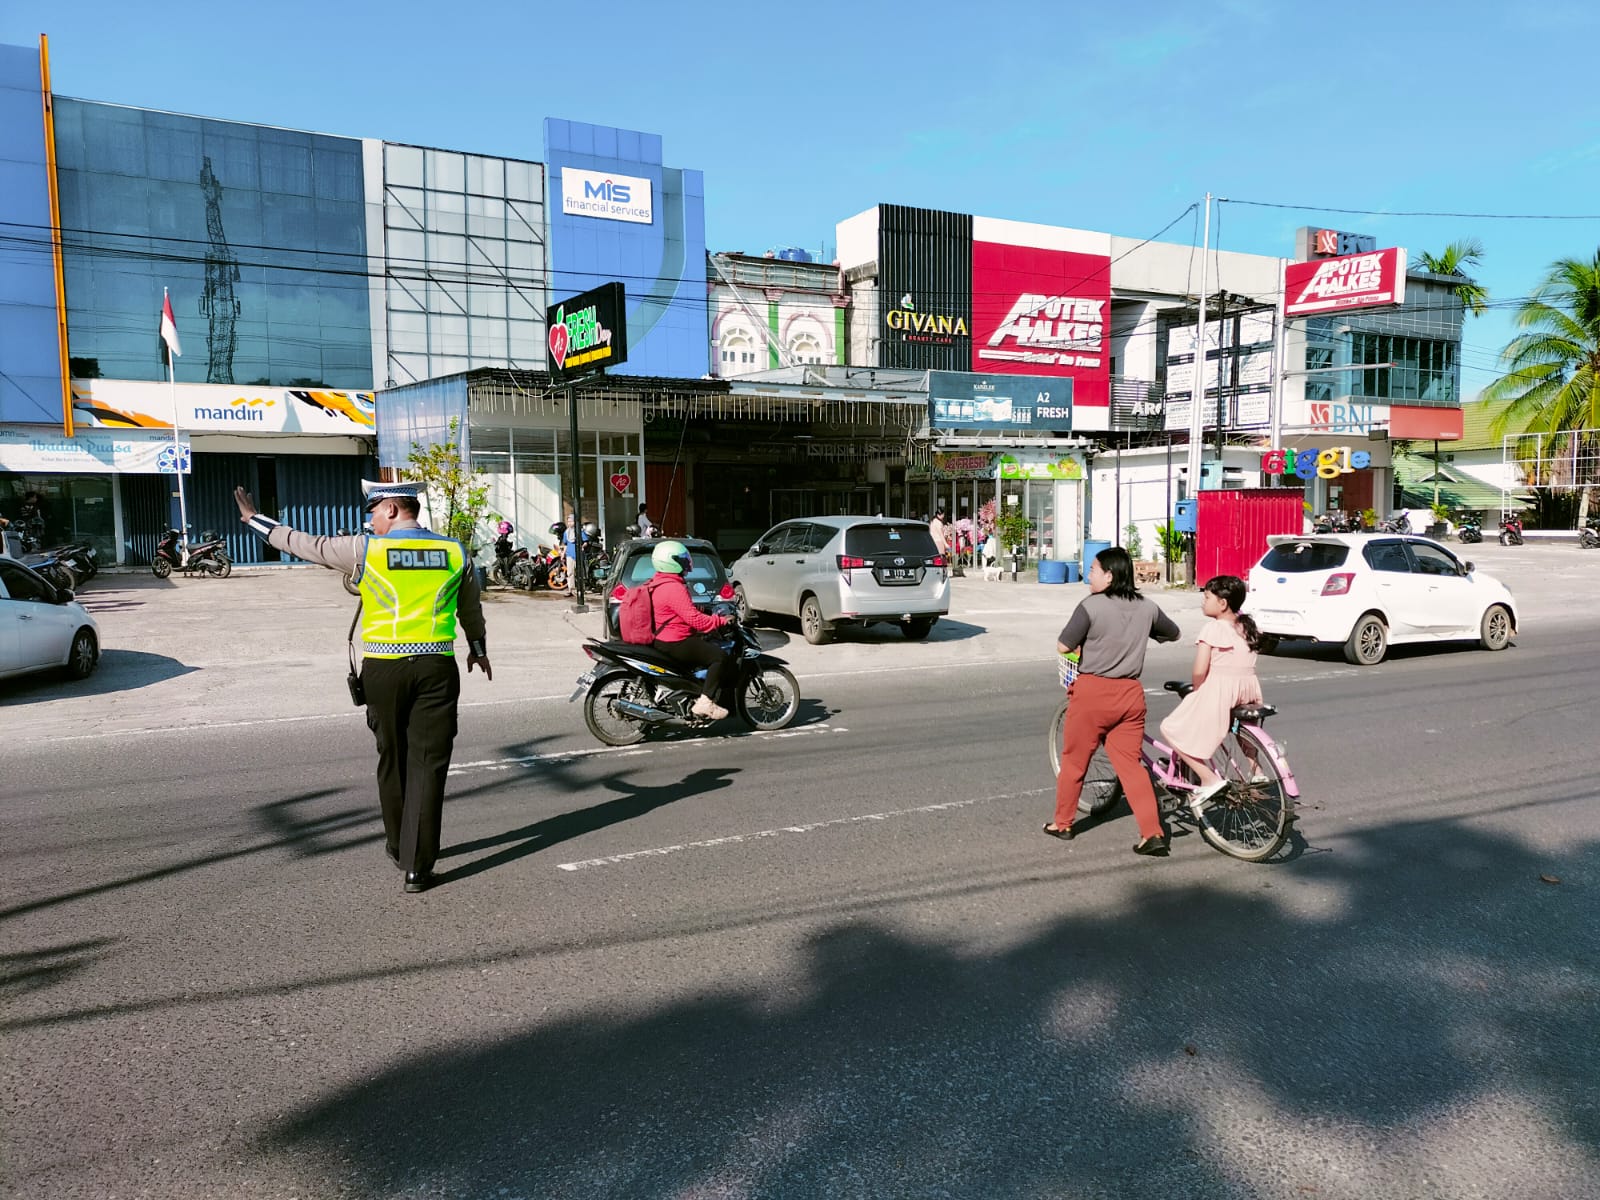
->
[970, 242, 1111, 408]
[1284, 247, 1407, 317]
[1388, 405, 1463, 441]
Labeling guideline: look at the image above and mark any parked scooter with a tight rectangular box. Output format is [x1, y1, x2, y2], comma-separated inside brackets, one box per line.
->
[571, 598, 800, 745]
[1499, 514, 1524, 546]
[153, 528, 232, 578]
[22, 548, 79, 592]
[489, 522, 530, 587]
[1375, 511, 1413, 534]
[1456, 515, 1483, 544]
[1580, 517, 1600, 549]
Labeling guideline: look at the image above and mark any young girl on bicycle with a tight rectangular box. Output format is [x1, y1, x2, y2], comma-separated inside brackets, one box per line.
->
[1158, 574, 1263, 805]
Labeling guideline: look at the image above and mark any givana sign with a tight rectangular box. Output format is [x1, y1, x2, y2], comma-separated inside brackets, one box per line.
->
[560, 167, 653, 224]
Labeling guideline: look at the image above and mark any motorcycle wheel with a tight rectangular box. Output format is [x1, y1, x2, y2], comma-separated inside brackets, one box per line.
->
[584, 676, 649, 746]
[343, 571, 361, 596]
[511, 562, 535, 589]
[736, 665, 800, 731]
[211, 551, 232, 579]
[1498, 532, 1509, 546]
[153, 557, 172, 579]
[548, 563, 568, 591]
[1583, 530, 1600, 549]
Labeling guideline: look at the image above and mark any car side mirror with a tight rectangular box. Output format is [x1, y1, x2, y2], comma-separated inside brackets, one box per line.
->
[55, 587, 75, 603]
[1463, 561, 1474, 575]
[750, 543, 764, 556]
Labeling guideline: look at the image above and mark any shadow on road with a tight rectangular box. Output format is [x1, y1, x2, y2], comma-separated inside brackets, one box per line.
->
[433, 765, 739, 886]
[257, 816, 1599, 1198]
[0, 648, 197, 705]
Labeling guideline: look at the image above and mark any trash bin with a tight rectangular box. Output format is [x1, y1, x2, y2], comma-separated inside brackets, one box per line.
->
[1063, 561, 1080, 583]
[1081, 539, 1111, 577]
[1038, 559, 1068, 584]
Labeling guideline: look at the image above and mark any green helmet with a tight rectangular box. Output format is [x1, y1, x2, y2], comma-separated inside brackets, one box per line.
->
[650, 539, 691, 574]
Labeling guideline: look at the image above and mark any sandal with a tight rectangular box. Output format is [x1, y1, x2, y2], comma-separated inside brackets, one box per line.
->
[1042, 823, 1077, 841]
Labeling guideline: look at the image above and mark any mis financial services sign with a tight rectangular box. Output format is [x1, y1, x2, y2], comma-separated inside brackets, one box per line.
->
[560, 167, 653, 224]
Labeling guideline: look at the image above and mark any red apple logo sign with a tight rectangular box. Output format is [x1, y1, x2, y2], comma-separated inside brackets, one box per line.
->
[548, 311, 570, 371]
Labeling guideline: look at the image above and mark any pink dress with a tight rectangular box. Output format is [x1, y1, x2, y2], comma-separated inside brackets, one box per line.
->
[1159, 618, 1264, 759]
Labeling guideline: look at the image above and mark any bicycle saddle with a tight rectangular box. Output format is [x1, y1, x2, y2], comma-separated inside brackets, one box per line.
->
[1163, 681, 1193, 697]
[1230, 703, 1277, 722]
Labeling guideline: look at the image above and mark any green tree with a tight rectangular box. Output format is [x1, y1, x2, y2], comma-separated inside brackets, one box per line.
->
[406, 418, 493, 550]
[1483, 251, 1600, 522]
[1414, 237, 1489, 317]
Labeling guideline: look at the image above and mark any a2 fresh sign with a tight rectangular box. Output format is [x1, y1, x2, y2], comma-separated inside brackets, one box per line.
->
[546, 282, 629, 378]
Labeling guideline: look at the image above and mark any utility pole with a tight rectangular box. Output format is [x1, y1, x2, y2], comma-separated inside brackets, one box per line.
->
[1185, 194, 1212, 501]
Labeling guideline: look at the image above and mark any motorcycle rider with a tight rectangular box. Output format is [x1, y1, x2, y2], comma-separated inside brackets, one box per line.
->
[644, 539, 732, 720]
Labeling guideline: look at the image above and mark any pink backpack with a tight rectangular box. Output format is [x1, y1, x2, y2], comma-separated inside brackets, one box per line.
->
[617, 581, 657, 645]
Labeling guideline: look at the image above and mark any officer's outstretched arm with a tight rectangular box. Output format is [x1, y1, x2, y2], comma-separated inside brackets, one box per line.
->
[234, 485, 361, 574]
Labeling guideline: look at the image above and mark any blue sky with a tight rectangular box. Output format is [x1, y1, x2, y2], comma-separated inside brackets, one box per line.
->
[8, 0, 1599, 397]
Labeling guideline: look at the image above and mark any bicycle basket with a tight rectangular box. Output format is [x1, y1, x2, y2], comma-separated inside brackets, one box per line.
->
[1058, 651, 1080, 689]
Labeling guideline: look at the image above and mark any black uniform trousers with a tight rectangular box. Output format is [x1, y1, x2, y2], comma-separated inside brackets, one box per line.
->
[362, 654, 461, 874]
[654, 634, 728, 700]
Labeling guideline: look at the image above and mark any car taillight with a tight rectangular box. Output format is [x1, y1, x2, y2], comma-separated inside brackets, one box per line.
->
[837, 555, 868, 570]
[1321, 573, 1354, 596]
[611, 586, 626, 600]
[928, 554, 947, 568]
[717, 582, 735, 600]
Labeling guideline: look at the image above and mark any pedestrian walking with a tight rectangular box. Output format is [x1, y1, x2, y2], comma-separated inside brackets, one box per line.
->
[233, 480, 490, 894]
[929, 507, 948, 556]
[1044, 546, 1180, 856]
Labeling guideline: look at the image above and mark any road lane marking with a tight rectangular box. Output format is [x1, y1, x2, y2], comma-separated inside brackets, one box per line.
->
[555, 785, 1050, 871]
[449, 722, 849, 777]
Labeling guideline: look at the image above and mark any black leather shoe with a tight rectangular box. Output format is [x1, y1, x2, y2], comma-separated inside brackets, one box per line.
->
[1133, 834, 1170, 857]
[403, 870, 433, 894]
[386, 845, 402, 871]
[1042, 823, 1077, 841]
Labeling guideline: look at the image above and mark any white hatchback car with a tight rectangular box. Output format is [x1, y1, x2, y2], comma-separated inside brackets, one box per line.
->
[0, 557, 100, 682]
[1245, 534, 1517, 666]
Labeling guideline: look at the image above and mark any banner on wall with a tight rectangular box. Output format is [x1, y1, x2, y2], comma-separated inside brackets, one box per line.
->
[970, 242, 1111, 409]
[0, 428, 186, 474]
[70, 380, 376, 434]
[929, 370, 1072, 431]
[1283, 247, 1407, 317]
[997, 454, 1083, 480]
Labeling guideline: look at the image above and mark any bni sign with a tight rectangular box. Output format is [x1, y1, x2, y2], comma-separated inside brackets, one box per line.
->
[928, 370, 1072, 431]
[560, 167, 653, 224]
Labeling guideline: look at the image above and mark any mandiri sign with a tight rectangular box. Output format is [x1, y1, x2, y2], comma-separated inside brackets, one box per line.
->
[928, 370, 1072, 431]
[546, 282, 629, 379]
[1284, 247, 1407, 318]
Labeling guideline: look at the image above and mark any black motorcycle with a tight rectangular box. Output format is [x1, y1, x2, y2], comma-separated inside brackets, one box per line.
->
[572, 603, 800, 745]
[153, 528, 232, 578]
[1376, 512, 1413, 534]
[1457, 516, 1482, 544]
[489, 532, 531, 587]
[1580, 518, 1600, 549]
[1499, 514, 1524, 546]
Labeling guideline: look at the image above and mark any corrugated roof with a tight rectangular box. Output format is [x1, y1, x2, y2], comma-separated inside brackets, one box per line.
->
[1393, 448, 1530, 511]
[1456, 400, 1526, 452]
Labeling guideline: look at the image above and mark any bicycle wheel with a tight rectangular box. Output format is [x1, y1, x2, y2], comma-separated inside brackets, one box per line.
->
[1047, 696, 1122, 818]
[1194, 727, 1292, 862]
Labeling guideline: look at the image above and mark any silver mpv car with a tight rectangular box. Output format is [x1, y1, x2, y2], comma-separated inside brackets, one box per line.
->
[730, 516, 950, 644]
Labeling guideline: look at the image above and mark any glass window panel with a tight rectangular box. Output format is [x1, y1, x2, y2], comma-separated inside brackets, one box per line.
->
[386, 144, 425, 188]
[389, 352, 430, 385]
[429, 189, 467, 214]
[507, 289, 538, 322]
[386, 187, 425, 224]
[467, 238, 501, 272]
[468, 212, 505, 240]
[473, 320, 509, 363]
[388, 227, 425, 266]
[506, 199, 542, 241]
[314, 141, 362, 201]
[259, 141, 313, 194]
[426, 149, 465, 192]
[429, 207, 466, 236]
[432, 315, 469, 356]
[428, 280, 467, 314]
[505, 161, 538, 202]
[505, 240, 536, 274]
[434, 356, 469, 377]
[145, 122, 202, 182]
[427, 232, 466, 268]
[83, 105, 146, 176]
[508, 320, 541, 357]
[469, 286, 508, 319]
[478, 157, 505, 198]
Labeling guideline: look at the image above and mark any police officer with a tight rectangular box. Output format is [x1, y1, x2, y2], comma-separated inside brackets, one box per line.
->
[233, 480, 490, 894]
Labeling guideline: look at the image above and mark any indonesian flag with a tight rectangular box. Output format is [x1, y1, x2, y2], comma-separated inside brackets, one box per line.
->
[159, 289, 182, 365]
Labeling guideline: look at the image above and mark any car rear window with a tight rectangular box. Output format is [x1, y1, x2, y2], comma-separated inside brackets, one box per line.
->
[1258, 542, 1349, 572]
[844, 524, 938, 556]
[624, 549, 725, 588]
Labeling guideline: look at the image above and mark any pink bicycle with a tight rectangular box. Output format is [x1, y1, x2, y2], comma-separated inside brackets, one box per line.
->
[1048, 661, 1300, 862]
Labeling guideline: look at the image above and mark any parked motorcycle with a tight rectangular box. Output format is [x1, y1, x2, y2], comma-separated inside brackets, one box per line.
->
[1499, 514, 1524, 547]
[153, 528, 232, 578]
[1456, 515, 1482, 544]
[489, 524, 530, 587]
[1580, 518, 1600, 549]
[22, 548, 79, 592]
[1375, 512, 1412, 534]
[571, 600, 800, 745]
[578, 523, 613, 590]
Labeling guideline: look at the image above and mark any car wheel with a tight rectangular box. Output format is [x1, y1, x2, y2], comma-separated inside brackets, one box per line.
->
[732, 583, 755, 625]
[902, 616, 937, 640]
[800, 595, 831, 645]
[1342, 613, 1388, 666]
[1480, 604, 1513, 651]
[65, 628, 98, 680]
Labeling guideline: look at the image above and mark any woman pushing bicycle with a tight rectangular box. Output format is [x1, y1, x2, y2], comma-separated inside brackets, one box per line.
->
[1044, 546, 1181, 856]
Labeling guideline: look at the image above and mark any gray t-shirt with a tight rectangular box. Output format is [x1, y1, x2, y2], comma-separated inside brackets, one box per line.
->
[1058, 593, 1180, 679]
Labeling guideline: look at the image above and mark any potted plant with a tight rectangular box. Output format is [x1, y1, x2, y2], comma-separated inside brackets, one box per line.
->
[1428, 501, 1452, 539]
[1358, 507, 1378, 532]
[993, 509, 1032, 566]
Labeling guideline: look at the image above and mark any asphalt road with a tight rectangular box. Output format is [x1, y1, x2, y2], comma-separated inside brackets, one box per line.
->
[3, 550, 1597, 1199]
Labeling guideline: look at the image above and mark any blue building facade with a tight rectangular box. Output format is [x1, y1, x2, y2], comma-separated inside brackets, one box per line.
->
[543, 119, 708, 379]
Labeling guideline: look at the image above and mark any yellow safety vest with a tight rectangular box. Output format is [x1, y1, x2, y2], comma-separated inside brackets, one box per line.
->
[357, 531, 467, 658]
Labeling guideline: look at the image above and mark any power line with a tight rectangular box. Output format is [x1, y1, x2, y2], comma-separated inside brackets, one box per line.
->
[1223, 199, 1600, 221]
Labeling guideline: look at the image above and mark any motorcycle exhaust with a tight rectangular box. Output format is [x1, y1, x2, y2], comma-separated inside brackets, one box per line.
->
[614, 698, 674, 723]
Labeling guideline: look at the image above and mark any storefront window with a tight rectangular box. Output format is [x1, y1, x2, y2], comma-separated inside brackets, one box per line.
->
[0, 474, 117, 562]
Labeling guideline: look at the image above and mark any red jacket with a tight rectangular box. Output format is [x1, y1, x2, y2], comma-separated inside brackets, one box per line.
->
[648, 573, 725, 642]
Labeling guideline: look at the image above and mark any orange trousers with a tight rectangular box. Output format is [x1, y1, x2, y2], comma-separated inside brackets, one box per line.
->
[1054, 674, 1165, 839]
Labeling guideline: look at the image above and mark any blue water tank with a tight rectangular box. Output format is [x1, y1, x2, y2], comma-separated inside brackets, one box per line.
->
[1038, 559, 1069, 585]
[1081, 539, 1112, 575]
[775, 247, 814, 263]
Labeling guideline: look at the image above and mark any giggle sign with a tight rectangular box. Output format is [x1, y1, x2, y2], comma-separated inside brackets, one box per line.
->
[1261, 446, 1371, 480]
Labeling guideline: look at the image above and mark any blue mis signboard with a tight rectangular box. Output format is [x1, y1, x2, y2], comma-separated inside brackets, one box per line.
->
[928, 371, 1073, 432]
[543, 119, 707, 379]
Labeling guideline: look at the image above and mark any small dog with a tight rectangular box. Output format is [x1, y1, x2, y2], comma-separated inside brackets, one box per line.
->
[981, 556, 1003, 582]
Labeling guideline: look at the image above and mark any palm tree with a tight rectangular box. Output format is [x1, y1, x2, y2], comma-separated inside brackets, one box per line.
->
[1483, 251, 1600, 521]
[1415, 237, 1489, 317]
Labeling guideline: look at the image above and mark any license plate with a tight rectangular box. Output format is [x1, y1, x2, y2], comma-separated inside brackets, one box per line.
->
[880, 568, 916, 582]
[568, 671, 594, 701]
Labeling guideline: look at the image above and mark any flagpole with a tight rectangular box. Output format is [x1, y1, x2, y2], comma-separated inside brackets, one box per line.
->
[165, 288, 189, 553]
